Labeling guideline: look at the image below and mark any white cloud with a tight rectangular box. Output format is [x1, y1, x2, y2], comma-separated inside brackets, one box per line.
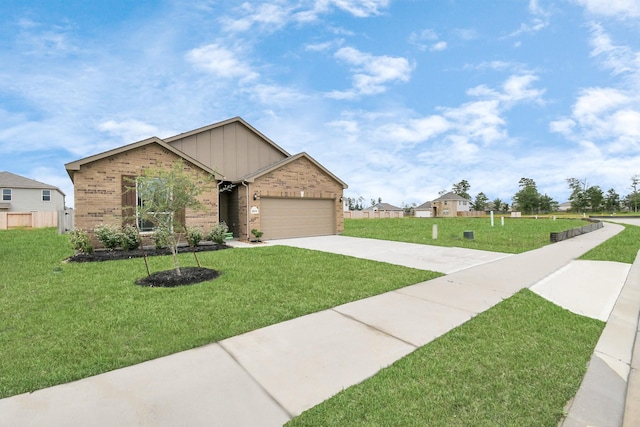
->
[329, 0, 390, 17]
[378, 115, 451, 143]
[573, 0, 640, 18]
[589, 23, 639, 77]
[97, 119, 161, 144]
[501, 74, 545, 103]
[220, 2, 293, 32]
[305, 40, 339, 52]
[328, 46, 413, 98]
[185, 43, 259, 81]
[221, 0, 390, 32]
[430, 41, 447, 52]
[549, 118, 576, 135]
[409, 29, 448, 52]
[16, 18, 79, 57]
[454, 28, 478, 41]
[550, 26, 640, 157]
[506, 0, 550, 38]
[364, 73, 543, 162]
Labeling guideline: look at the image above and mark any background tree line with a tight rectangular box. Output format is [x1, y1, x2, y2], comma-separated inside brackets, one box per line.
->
[344, 174, 640, 215]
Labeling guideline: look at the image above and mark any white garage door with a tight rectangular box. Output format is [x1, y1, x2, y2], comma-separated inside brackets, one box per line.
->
[260, 198, 336, 240]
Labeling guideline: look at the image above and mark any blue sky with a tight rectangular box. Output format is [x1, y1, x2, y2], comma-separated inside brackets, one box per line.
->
[1, 0, 639, 208]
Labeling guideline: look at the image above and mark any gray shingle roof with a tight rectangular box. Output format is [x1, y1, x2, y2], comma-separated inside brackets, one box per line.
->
[432, 191, 469, 202]
[0, 171, 64, 194]
[365, 202, 402, 211]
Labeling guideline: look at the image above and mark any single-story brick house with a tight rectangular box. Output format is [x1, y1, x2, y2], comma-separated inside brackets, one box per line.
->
[65, 117, 347, 245]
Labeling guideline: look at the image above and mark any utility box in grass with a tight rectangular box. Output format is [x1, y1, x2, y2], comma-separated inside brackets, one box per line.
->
[463, 230, 475, 240]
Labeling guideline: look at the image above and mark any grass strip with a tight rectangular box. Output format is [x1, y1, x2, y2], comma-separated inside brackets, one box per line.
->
[343, 217, 587, 253]
[579, 222, 640, 264]
[0, 228, 440, 398]
[288, 290, 604, 427]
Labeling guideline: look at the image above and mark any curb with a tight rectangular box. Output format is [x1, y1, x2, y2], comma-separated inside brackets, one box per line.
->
[562, 250, 640, 427]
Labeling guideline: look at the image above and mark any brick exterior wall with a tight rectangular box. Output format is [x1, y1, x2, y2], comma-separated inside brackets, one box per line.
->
[236, 156, 344, 241]
[73, 143, 218, 248]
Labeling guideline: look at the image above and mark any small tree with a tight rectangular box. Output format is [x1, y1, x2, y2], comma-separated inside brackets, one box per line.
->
[452, 180, 471, 200]
[630, 175, 640, 213]
[492, 198, 504, 212]
[567, 178, 588, 213]
[132, 160, 212, 275]
[513, 178, 541, 214]
[604, 188, 620, 212]
[471, 192, 488, 211]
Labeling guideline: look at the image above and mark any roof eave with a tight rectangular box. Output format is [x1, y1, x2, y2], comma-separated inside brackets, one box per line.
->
[64, 137, 223, 182]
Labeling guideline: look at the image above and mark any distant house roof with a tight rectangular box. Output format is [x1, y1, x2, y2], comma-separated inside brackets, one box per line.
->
[0, 171, 65, 195]
[366, 202, 403, 211]
[433, 191, 469, 202]
[415, 201, 432, 210]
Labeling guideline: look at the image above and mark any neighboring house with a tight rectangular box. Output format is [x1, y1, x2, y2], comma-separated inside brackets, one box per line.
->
[0, 171, 66, 212]
[558, 201, 572, 212]
[431, 192, 471, 217]
[414, 201, 432, 218]
[366, 202, 403, 212]
[65, 117, 348, 245]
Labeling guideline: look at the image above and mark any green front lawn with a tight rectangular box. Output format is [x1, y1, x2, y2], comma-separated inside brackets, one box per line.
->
[288, 290, 604, 426]
[344, 217, 589, 253]
[579, 220, 640, 263]
[0, 228, 439, 398]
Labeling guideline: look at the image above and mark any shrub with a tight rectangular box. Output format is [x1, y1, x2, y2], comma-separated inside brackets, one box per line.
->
[94, 224, 122, 250]
[69, 229, 93, 253]
[208, 222, 229, 245]
[186, 226, 204, 247]
[251, 228, 264, 242]
[120, 224, 141, 251]
[152, 227, 170, 250]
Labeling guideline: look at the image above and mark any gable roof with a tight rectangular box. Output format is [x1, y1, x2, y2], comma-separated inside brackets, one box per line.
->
[64, 137, 221, 182]
[165, 116, 290, 158]
[433, 191, 470, 202]
[0, 171, 65, 195]
[415, 201, 432, 210]
[237, 152, 348, 189]
[365, 202, 402, 211]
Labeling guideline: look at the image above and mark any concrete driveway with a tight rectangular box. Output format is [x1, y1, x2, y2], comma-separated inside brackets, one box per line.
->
[266, 235, 512, 274]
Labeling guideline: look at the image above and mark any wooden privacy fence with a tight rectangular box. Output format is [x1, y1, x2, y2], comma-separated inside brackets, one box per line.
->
[0, 210, 74, 233]
[344, 210, 404, 219]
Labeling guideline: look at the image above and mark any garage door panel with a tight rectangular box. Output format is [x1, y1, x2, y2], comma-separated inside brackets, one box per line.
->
[261, 198, 335, 240]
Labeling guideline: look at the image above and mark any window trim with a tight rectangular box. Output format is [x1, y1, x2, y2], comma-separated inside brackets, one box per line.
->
[2, 188, 11, 201]
[136, 178, 172, 233]
[42, 189, 51, 202]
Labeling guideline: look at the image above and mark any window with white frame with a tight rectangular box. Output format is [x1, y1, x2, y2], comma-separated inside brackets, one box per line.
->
[2, 189, 11, 201]
[42, 189, 51, 202]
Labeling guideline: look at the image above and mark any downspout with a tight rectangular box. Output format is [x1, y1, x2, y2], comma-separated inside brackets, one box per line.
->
[241, 180, 250, 241]
[216, 177, 226, 224]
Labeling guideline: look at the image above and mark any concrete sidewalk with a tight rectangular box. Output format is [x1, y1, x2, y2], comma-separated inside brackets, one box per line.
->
[1, 222, 637, 426]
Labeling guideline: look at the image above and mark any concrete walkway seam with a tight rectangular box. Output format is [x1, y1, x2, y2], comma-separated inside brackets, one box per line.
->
[562, 249, 640, 427]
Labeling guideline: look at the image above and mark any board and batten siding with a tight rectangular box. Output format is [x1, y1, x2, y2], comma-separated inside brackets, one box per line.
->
[167, 122, 287, 182]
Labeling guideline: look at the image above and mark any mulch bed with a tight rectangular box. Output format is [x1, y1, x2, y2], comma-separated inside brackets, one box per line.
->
[66, 244, 228, 287]
[135, 267, 220, 287]
[66, 243, 229, 263]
